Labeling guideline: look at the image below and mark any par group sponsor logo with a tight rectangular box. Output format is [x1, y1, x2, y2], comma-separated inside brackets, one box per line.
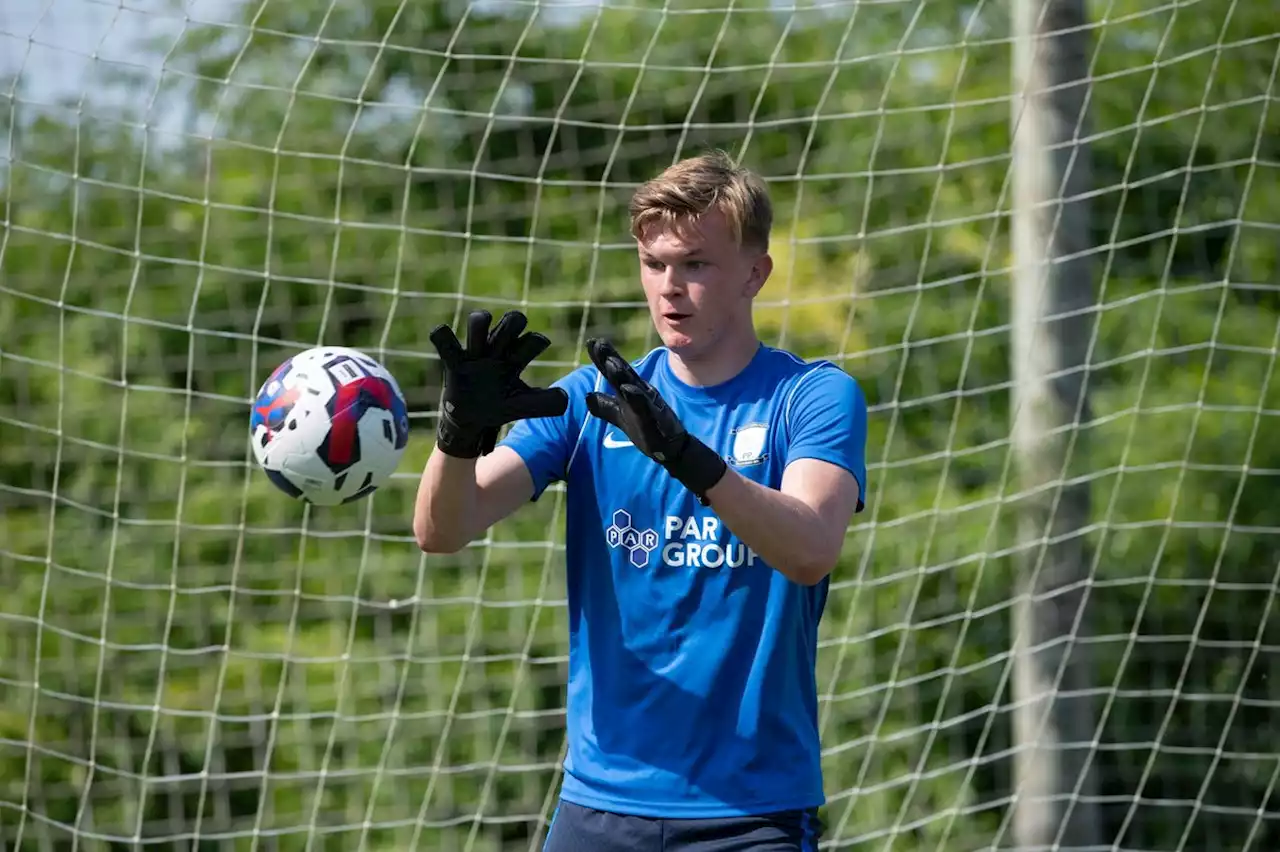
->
[607, 510, 759, 569]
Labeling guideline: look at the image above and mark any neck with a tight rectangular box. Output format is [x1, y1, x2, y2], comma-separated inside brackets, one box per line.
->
[666, 326, 761, 387]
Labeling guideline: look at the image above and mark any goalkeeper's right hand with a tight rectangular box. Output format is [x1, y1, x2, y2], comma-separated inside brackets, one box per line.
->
[428, 309, 569, 459]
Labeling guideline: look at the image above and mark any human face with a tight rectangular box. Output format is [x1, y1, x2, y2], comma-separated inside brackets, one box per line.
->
[635, 209, 771, 362]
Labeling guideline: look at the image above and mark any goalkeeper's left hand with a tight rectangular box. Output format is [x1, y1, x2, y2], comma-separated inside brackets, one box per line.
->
[584, 338, 727, 504]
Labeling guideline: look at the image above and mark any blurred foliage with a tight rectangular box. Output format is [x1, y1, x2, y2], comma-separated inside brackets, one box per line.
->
[2, 0, 1279, 850]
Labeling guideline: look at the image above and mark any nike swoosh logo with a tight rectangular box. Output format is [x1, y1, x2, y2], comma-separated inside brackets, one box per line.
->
[603, 433, 633, 448]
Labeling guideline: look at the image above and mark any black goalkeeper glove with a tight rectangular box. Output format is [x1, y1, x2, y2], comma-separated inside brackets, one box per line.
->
[429, 310, 569, 459]
[584, 338, 727, 504]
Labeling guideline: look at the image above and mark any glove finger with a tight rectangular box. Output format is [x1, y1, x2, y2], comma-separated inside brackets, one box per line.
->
[479, 426, 499, 457]
[506, 331, 552, 373]
[488, 310, 528, 358]
[428, 323, 466, 369]
[585, 338, 617, 376]
[618, 383, 650, 409]
[504, 387, 569, 421]
[466, 310, 493, 357]
[621, 380, 673, 420]
[585, 390, 625, 429]
[587, 338, 640, 390]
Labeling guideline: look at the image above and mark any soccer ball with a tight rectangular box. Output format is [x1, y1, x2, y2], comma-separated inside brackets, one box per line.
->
[250, 346, 410, 506]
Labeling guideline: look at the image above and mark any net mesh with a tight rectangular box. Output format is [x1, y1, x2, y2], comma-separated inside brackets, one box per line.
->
[2, 0, 1279, 849]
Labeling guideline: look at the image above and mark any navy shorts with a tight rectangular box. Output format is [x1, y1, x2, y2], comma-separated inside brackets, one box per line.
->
[542, 800, 824, 851]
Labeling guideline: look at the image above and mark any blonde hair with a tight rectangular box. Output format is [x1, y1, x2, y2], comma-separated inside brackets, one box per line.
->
[629, 150, 773, 252]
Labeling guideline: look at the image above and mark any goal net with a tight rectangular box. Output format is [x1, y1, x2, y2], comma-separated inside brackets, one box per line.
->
[2, 0, 1277, 849]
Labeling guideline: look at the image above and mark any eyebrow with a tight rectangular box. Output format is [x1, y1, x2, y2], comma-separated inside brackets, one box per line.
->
[639, 248, 705, 261]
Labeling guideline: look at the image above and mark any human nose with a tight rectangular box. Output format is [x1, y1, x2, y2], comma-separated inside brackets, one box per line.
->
[658, 266, 685, 297]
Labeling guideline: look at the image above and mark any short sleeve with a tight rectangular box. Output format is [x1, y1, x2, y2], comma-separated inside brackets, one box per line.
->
[783, 365, 869, 512]
[497, 366, 597, 501]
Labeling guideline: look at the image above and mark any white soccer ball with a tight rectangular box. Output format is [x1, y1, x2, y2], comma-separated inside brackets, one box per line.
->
[250, 346, 410, 506]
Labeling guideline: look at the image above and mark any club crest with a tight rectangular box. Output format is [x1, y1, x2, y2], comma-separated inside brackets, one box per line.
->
[730, 423, 769, 466]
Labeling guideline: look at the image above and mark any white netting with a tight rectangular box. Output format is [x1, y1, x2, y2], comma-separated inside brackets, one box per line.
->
[2, 0, 1278, 850]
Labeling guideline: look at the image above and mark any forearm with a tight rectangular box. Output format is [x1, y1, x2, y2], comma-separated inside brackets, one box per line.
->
[413, 449, 479, 553]
[703, 469, 841, 586]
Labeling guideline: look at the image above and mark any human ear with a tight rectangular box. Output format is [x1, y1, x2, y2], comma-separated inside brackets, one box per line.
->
[744, 252, 772, 298]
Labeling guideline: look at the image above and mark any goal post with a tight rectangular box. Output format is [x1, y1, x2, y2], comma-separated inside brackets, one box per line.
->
[2, 0, 1279, 850]
[1008, 0, 1099, 847]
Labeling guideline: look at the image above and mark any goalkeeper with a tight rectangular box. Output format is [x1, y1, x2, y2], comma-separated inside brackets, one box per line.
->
[414, 151, 868, 851]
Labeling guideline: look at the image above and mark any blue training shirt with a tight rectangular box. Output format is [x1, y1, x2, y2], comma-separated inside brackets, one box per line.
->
[499, 343, 869, 819]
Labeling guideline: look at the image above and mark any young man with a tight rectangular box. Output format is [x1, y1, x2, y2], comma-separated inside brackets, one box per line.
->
[414, 151, 868, 851]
